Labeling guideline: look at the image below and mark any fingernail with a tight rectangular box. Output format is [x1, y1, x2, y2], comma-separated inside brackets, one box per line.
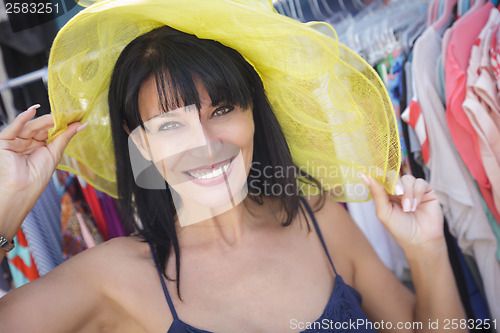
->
[402, 198, 411, 212]
[26, 104, 40, 112]
[358, 172, 370, 186]
[76, 122, 89, 133]
[395, 184, 404, 196]
[411, 198, 418, 212]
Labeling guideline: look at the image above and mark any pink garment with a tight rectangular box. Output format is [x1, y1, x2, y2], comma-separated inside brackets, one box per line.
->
[463, 8, 500, 220]
[445, 2, 500, 223]
[442, 28, 452, 67]
[440, 0, 487, 65]
[76, 212, 96, 248]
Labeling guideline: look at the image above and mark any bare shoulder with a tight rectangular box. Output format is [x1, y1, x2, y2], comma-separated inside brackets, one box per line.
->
[0, 236, 154, 333]
[57, 236, 169, 331]
[86, 235, 151, 261]
[68, 236, 158, 300]
[39, 236, 154, 306]
[61, 236, 151, 277]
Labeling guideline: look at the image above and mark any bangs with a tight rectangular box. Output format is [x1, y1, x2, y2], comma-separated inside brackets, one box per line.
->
[120, 27, 255, 130]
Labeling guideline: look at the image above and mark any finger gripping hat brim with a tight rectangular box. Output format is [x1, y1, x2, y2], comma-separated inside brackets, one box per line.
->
[47, 0, 401, 200]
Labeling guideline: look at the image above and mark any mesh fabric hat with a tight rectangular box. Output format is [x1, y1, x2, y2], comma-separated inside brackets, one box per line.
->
[47, 0, 401, 201]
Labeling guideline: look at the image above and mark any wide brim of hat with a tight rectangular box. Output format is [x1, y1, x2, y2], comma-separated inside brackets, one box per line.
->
[47, 0, 401, 200]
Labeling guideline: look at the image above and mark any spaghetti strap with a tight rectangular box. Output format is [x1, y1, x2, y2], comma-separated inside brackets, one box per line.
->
[300, 197, 338, 276]
[148, 242, 179, 320]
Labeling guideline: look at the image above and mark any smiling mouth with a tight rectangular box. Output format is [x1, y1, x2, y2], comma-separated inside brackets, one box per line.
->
[184, 158, 233, 180]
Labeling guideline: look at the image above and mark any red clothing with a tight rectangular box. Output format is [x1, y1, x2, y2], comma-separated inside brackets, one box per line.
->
[79, 180, 110, 240]
[8, 229, 40, 282]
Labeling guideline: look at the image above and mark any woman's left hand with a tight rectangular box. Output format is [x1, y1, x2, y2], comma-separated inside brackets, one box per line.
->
[360, 173, 444, 251]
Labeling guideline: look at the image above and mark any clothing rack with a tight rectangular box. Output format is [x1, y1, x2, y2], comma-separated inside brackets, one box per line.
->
[0, 66, 48, 124]
[0, 66, 48, 93]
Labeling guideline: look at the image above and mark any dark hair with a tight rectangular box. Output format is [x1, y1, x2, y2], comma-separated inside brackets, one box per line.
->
[108, 25, 323, 298]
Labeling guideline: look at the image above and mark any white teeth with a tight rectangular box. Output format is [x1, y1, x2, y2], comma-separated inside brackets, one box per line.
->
[187, 162, 230, 180]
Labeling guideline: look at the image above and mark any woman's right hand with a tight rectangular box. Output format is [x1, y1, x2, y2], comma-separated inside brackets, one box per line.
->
[0, 104, 86, 239]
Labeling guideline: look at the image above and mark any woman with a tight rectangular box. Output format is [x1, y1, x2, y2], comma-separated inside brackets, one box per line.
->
[0, 0, 465, 332]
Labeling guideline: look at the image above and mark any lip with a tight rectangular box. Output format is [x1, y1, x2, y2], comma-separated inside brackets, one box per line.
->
[183, 157, 235, 187]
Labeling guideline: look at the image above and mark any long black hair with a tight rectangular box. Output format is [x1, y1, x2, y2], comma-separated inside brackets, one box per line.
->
[108, 25, 323, 298]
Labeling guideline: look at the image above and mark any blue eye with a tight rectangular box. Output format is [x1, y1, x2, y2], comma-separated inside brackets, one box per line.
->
[210, 105, 234, 118]
[158, 121, 183, 132]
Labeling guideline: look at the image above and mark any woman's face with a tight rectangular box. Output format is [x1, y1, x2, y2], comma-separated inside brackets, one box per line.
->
[131, 76, 254, 214]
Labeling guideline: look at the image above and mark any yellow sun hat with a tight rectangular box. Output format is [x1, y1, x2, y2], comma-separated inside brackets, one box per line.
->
[47, 0, 401, 201]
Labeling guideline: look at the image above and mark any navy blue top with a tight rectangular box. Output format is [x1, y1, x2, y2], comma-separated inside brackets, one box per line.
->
[149, 197, 376, 332]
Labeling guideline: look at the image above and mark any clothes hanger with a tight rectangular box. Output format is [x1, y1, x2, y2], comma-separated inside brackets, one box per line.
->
[337, 0, 349, 13]
[293, 0, 307, 21]
[317, 0, 337, 17]
[316, 0, 349, 25]
[427, 0, 440, 25]
[309, 0, 329, 21]
[432, 0, 458, 33]
[274, 1, 286, 15]
[353, 0, 428, 64]
[328, 10, 352, 34]
[294, 0, 321, 21]
[401, 13, 427, 54]
[280, 0, 294, 18]
[287, 0, 301, 20]
[322, 0, 348, 13]
[352, 0, 367, 11]
[341, 1, 391, 62]
[438, 0, 445, 16]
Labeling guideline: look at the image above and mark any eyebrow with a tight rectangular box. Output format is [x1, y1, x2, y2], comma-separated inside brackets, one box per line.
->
[144, 111, 177, 122]
[143, 105, 199, 122]
[143, 102, 232, 122]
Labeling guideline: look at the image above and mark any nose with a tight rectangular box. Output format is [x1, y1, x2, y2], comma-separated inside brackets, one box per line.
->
[188, 117, 208, 149]
[188, 123, 222, 162]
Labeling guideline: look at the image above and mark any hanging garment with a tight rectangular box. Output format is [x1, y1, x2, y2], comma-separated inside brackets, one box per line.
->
[59, 173, 104, 259]
[6, 229, 40, 288]
[399, 54, 429, 179]
[413, 25, 500, 325]
[401, 51, 431, 170]
[462, 8, 500, 218]
[444, 219, 493, 328]
[96, 191, 126, 239]
[463, 8, 500, 261]
[400, 55, 429, 180]
[78, 178, 109, 241]
[61, 192, 88, 260]
[445, 2, 500, 224]
[61, 192, 105, 259]
[20, 177, 64, 276]
[346, 200, 409, 280]
[376, 49, 411, 174]
[402, 100, 430, 165]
